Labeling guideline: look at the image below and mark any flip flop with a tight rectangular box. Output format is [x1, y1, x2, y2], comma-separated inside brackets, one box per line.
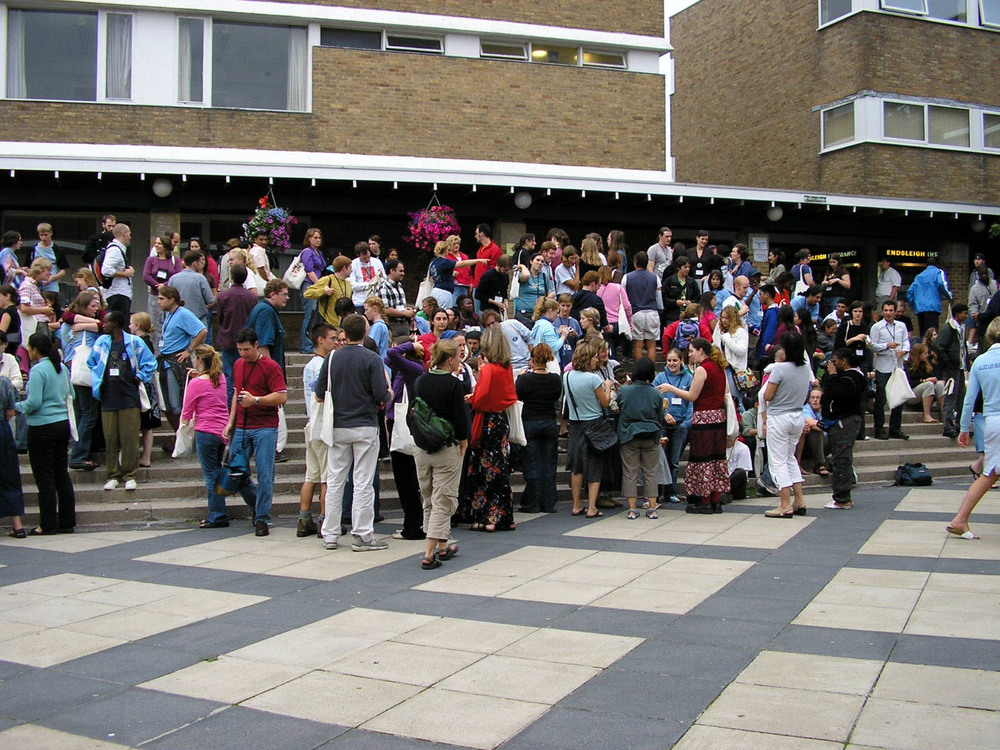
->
[585, 511, 604, 519]
[571, 509, 586, 516]
[946, 525, 979, 540]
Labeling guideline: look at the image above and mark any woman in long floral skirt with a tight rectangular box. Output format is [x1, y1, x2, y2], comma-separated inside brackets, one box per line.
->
[659, 337, 731, 514]
[461, 326, 518, 532]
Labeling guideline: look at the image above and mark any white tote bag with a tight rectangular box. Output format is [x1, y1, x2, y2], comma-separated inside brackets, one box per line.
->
[64, 372, 79, 442]
[277, 405, 288, 452]
[416, 269, 435, 307]
[617, 291, 632, 341]
[508, 272, 521, 304]
[282, 253, 307, 290]
[172, 373, 196, 458]
[318, 358, 336, 446]
[886, 366, 915, 410]
[70, 337, 93, 387]
[793, 264, 809, 297]
[725, 386, 740, 440]
[506, 400, 527, 446]
[390, 388, 417, 455]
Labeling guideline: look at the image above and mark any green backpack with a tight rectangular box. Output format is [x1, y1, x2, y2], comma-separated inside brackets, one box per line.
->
[406, 396, 456, 454]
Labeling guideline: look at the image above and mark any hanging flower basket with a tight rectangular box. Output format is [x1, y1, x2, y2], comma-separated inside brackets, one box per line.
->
[406, 202, 461, 253]
[243, 192, 298, 255]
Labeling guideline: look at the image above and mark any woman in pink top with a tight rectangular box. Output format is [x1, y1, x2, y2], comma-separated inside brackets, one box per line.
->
[181, 345, 234, 528]
[597, 266, 632, 362]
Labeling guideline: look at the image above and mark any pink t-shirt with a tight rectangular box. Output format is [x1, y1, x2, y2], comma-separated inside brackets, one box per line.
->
[181, 374, 230, 438]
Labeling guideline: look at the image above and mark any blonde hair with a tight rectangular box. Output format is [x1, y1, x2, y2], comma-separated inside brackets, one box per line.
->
[987, 318, 1000, 346]
[446, 235, 461, 249]
[433, 240, 449, 257]
[37, 222, 52, 234]
[430, 339, 459, 369]
[579, 307, 601, 330]
[364, 296, 385, 314]
[130, 312, 152, 334]
[28, 257, 53, 278]
[479, 326, 512, 368]
[73, 267, 106, 307]
[193, 344, 223, 387]
[580, 236, 602, 266]
[228, 248, 251, 266]
[533, 297, 559, 321]
[719, 305, 743, 334]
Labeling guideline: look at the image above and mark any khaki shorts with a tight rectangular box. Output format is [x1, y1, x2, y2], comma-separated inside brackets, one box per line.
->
[632, 310, 660, 341]
[304, 428, 329, 484]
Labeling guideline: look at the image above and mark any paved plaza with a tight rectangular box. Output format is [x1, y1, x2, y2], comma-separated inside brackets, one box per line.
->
[0, 480, 998, 749]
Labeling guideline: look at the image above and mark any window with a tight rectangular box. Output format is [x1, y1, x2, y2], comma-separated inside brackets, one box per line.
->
[212, 22, 307, 111]
[884, 102, 925, 140]
[385, 35, 442, 54]
[320, 28, 381, 50]
[582, 50, 626, 68]
[106, 14, 132, 100]
[928, 106, 969, 146]
[926, 0, 967, 21]
[985, 113, 1000, 149]
[820, 0, 854, 24]
[530, 44, 579, 65]
[6, 9, 98, 101]
[480, 42, 527, 60]
[982, 0, 1000, 26]
[823, 103, 855, 148]
[880, 0, 927, 13]
[178, 18, 204, 103]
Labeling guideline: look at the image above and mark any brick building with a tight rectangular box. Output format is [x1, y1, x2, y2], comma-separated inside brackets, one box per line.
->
[670, 0, 1000, 308]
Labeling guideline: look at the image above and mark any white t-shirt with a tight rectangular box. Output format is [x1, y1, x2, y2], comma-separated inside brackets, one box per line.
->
[350, 257, 386, 306]
[646, 242, 671, 278]
[554, 263, 578, 296]
[303, 354, 324, 422]
[728, 441, 752, 473]
[248, 244, 269, 278]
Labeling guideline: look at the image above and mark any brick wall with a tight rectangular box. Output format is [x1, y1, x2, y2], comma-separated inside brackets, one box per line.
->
[0, 49, 665, 171]
[671, 1, 1000, 202]
[267, 0, 664, 37]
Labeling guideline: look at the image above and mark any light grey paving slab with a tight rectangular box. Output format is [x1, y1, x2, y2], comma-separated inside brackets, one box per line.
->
[321, 727, 466, 749]
[563, 669, 725, 723]
[58, 644, 205, 686]
[890, 634, 1000, 672]
[502, 707, 687, 750]
[145, 705, 346, 750]
[550, 606, 678, 638]
[0, 668, 126, 721]
[39, 688, 223, 746]
[770, 625, 900, 661]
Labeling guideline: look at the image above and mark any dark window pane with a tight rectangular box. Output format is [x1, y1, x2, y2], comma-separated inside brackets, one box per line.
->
[320, 28, 381, 50]
[212, 22, 290, 110]
[8, 10, 97, 101]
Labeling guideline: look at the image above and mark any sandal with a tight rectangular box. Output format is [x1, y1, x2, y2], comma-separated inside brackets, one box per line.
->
[571, 509, 586, 516]
[764, 508, 794, 518]
[627, 509, 639, 520]
[199, 519, 230, 529]
[7, 528, 26, 539]
[585, 511, 604, 519]
[946, 525, 980, 540]
[818, 468, 831, 477]
[421, 556, 442, 570]
[645, 509, 658, 520]
[436, 544, 459, 561]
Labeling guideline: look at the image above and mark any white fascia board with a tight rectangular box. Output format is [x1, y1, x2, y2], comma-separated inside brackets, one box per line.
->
[30, 0, 671, 52]
[2, 141, 995, 213]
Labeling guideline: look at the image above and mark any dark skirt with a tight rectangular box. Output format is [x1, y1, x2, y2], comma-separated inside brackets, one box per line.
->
[685, 408, 730, 497]
[139, 381, 162, 431]
[566, 419, 613, 484]
[0, 417, 25, 518]
[459, 411, 515, 528]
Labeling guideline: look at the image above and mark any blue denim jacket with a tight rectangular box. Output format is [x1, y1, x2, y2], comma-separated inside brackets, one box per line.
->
[653, 368, 694, 427]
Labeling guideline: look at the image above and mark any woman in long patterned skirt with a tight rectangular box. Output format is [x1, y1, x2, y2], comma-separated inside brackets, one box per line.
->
[460, 327, 518, 532]
[659, 338, 731, 514]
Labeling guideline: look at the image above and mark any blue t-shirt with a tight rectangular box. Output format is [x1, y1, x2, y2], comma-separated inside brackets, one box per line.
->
[516, 272, 550, 315]
[160, 306, 206, 358]
[554, 315, 581, 368]
[565, 370, 605, 421]
[33, 244, 60, 293]
[246, 300, 286, 372]
[791, 295, 820, 325]
[430, 257, 457, 293]
[370, 319, 390, 360]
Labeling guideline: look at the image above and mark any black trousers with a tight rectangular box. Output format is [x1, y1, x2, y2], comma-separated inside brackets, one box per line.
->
[106, 294, 132, 318]
[917, 311, 940, 336]
[828, 414, 861, 503]
[27, 420, 76, 532]
[873, 370, 902, 433]
[390, 450, 425, 539]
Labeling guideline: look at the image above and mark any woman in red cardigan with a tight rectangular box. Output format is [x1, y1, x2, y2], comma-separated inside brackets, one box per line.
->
[459, 326, 518, 532]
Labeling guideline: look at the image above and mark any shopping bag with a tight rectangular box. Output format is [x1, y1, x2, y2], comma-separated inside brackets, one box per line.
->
[317, 358, 335, 446]
[70, 338, 93, 387]
[390, 388, 417, 455]
[618, 294, 632, 341]
[725, 388, 740, 440]
[277, 406, 287, 452]
[172, 373, 196, 458]
[416, 269, 435, 307]
[508, 271, 521, 303]
[886, 366, 915, 410]
[282, 253, 307, 290]
[506, 400, 526, 446]
[64, 372, 79, 442]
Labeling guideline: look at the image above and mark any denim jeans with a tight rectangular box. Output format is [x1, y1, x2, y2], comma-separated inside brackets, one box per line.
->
[204, 310, 214, 347]
[222, 349, 238, 408]
[232, 426, 277, 524]
[70, 384, 100, 465]
[300, 296, 318, 353]
[663, 422, 689, 496]
[520, 418, 558, 512]
[196, 431, 255, 523]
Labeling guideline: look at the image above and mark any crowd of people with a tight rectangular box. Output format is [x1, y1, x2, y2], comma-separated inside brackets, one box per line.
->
[1, 219, 997, 556]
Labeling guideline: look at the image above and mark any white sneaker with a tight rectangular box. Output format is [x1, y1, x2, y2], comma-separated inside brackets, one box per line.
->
[352, 536, 388, 552]
[124, 479, 138, 491]
[323, 539, 338, 550]
[103, 479, 120, 491]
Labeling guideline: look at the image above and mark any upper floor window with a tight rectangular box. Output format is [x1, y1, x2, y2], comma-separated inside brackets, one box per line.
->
[385, 35, 442, 54]
[880, 0, 926, 13]
[178, 18, 204, 103]
[320, 28, 381, 50]
[986, 113, 1000, 149]
[823, 102, 855, 148]
[7, 9, 98, 101]
[982, 0, 1000, 26]
[211, 22, 307, 111]
[480, 42, 528, 61]
[821, 0, 854, 23]
[928, 105, 970, 147]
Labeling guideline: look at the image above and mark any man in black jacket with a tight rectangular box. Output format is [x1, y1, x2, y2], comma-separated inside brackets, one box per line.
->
[82, 213, 117, 264]
[821, 348, 867, 510]
[570, 271, 609, 330]
[935, 303, 969, 438]
[662, 256, 701, 326]
[474, 254, 513, 315]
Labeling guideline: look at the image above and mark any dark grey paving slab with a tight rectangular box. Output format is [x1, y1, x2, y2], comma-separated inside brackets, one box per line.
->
[502, 707, 687, 750]
[367, 589, 490, 617]
[0, 669, 125, 721]
[771, 625, 899, 661]
[690, 594, 808, 624]
[849, 555, 937, 572]
[718, 576, 827, 603]
[145, 705, 346, 750]
[660, 614, 785, 649]
[932, 559, 1000, 576]
[609, 639, 758, 682]
[761, 547, 858, 567]
[321, 727, 461, 749]
[58, 644, 204, 686]
[207, 598, 338, 629]
[677, 544, 767, 562]
[140, 619, 289, 657]
[41, 688, 222, 747]
[139, 566, 254, 590]
[891, 634, 1000, 672]
[562, 669, 724, 723]
[206, 573, 326, 599]
[445, 597, 578, 627]
[0, 718, 17, 734]
[551, 606, 678, 638]
[0, 660, 31, 681]
[71, 560, 179, 583]
[751, 561, 843, 585]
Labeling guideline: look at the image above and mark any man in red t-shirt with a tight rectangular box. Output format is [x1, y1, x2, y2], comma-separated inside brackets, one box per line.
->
[472, 223, 502, 289]
[223, 327, 288, 536]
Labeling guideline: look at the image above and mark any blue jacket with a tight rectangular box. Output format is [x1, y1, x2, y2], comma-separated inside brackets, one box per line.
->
[86, 333, 157, 400]
[906, 264, 952, 315]
[653, 368, 694, 427]
[757, 305, 781, 359]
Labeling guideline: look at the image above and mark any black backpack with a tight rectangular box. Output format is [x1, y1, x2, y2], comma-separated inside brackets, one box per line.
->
[90, 242, 119, 289]
[894, 462, 932, 486]
[406, 396, 456, 454]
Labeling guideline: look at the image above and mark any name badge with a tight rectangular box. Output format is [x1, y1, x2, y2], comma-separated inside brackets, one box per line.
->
[109, 368, 120, 377]
[856, 349, 864, 357]
[671, 397, 682, 405]
[155, 270, 168, 281]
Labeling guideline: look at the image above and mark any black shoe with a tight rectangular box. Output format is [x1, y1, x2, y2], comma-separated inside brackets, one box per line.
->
[875, 431, 889, 440]
[888, 430, 909, 440]
[375, 515, 385, 523]
[274, 451, 289, 463]
[516, 506, 540, 514]
[943, 430, 958, 439]
[685, 504, 713, 514]
[255, 520, 269, 536]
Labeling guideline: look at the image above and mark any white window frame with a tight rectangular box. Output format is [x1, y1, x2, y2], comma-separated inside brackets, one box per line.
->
[479, 40, 528, 61]
[880, 0, 928, 15]
[581, 49, 627, 69]
[384, 32, 442, 54]
[176, 16, 210, 106]
[981, 0, 1000, 26]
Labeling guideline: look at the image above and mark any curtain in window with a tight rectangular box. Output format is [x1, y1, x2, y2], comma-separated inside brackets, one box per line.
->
[178, 23, 192, 101]
[287, 27, 307, 111]
[106, 13, 132, 99]
[884, 102, 924, 140]
[6, 10, 27, 98]
[928, 106, 969, 147]
[986, 114, 1000, 150]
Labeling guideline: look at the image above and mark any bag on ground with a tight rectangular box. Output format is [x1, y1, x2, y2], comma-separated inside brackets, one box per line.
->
[894, 462, 932, 486]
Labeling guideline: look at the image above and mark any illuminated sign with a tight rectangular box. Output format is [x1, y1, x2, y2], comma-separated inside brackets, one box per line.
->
[884, 248, 939, 260]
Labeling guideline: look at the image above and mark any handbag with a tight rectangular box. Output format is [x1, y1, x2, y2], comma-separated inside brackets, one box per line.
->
[507, 400, 526, 447]
[793, 264, 809, 296]
[277, 405, 288, 452]
[508, 270, 521, 303]
[282, 252, 307, 290]
[725, 385, 740, 440]
[564, 372, 617, 452]
[416, 268, 435, 307]
[64, 371, 79, 442]
[172, 371, 196, 458]
[128, 343, 152, 412]
[886, 365, 915, 410]
[733, 368, 759, 393]
[315, 356, 335, 446]
[70, 336, 93, 387]
[216, 384, 251, 497]
[389, 387, 417, 455]
[617, 291, 632, 341]
[894, 462, 932, 486]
